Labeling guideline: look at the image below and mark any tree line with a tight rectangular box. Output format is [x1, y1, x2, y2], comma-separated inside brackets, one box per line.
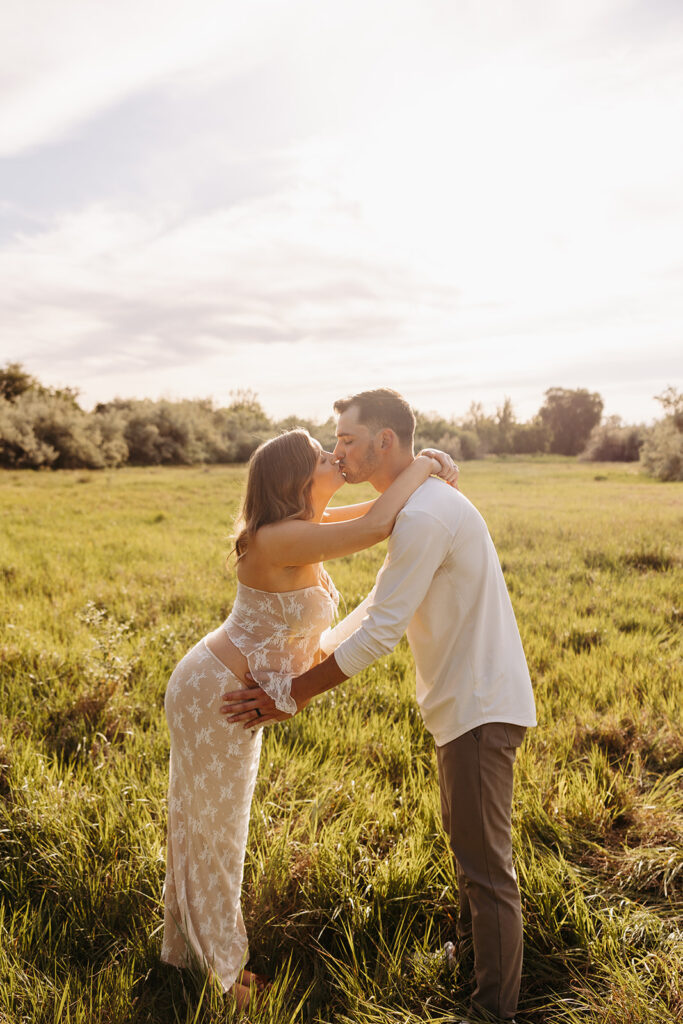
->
[0, 363, 680, 480]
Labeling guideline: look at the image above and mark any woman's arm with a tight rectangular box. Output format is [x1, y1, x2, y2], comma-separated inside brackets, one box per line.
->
[322, 452, 458, 523]
[322, 499, 377, 524]
[256, 455, 441, 567]
[418, 449, 460, 489]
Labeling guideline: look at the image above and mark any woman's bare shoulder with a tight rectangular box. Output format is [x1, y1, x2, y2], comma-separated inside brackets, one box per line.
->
[242, 520, 305, 567]
[253, 517, 312, 549]
[238, 530, 318, 588]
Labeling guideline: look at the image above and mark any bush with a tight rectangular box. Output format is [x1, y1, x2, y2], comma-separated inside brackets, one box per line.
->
[459, 402, 499, 454]
[0, 394, 59, 467]
[640, 387, 683, 482]
[119, 400, 214, 465]
[580, 417, 643, 462]
[511, 419, 548, 455]
[0, 392, 106, 469]
[89, 407, 129, 467]
[414, 406, 495, 459]
[7, 361, 660, 472]
[100, 398, 253, 465]
[640, 419, 683, 481]
[428, 432, 463, 460]
[452, 429, 483, 460]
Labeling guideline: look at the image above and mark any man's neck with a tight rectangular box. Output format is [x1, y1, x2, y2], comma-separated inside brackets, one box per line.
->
[370, 450, 415, 494]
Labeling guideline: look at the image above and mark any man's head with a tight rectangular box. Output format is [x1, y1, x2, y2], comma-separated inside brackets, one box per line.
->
[332, 388, 415, 487]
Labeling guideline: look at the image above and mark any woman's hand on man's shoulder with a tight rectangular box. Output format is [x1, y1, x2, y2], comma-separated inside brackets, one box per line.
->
[417, 449, 460, 488]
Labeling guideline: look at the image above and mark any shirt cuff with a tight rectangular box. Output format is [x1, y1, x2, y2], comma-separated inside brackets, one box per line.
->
[333, 637, 374, 679]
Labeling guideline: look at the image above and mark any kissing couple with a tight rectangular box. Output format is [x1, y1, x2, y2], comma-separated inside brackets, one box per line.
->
[161, 387, 536, 1023]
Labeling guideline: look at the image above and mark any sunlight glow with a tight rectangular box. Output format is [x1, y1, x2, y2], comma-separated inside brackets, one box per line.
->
[1, 0, 681, 422]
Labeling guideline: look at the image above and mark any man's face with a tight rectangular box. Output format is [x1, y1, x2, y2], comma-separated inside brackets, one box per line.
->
[332, 405, 381, 484]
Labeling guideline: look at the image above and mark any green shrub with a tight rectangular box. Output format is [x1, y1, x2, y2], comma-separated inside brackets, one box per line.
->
[641, 418, 683, 481]
[580, 417, 643, 462]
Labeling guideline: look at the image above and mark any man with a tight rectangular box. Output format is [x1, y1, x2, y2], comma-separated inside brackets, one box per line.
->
[222, 388, 536, 1023]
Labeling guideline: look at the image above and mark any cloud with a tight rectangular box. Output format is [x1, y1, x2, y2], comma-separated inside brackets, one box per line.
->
[0, 0, 296, 157]
[0, 190, 427, 379]
[1, 0, 682, 423]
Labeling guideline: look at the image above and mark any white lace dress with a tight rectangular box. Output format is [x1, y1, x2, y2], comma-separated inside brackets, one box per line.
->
[161, 571, 339, 990]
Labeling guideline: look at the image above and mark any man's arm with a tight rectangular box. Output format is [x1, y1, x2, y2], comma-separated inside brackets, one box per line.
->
[220, 652, 348, 726]
[329, 511, 450, 679]
[220, 592, 375, 725]
[221, 510, 452, 727]
[293, 653, 348, 706]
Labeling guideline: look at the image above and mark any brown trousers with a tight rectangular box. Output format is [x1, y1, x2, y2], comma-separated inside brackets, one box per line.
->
[436, 722, 526, 1022]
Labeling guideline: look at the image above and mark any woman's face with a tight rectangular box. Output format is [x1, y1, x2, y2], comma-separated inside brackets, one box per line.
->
[309, 440, 344, 503]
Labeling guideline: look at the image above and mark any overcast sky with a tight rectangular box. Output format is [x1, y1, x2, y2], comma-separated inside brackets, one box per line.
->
[1, 0, 681, 423]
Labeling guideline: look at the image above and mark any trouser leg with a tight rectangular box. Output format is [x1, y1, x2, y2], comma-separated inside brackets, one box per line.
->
[438, 758, 472, 951]
[437, 722, 526, 1022]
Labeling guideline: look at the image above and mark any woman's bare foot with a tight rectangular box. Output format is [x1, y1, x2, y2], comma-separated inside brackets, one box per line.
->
[237, 968, 272, 993]
[230, 971, 272, 1010]
[229, 980, 252, 1010]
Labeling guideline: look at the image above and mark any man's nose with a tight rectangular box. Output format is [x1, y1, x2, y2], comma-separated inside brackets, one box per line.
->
[331, 442, 343, 461]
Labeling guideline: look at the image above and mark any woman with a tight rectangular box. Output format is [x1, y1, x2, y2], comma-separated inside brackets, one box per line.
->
[160, 429, 455, 1009]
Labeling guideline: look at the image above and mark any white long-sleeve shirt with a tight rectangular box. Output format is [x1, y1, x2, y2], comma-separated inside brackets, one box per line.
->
[321, 478, 536, 747]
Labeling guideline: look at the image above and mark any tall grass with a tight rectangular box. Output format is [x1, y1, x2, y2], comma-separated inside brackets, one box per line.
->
[0, 460, 681, 1023]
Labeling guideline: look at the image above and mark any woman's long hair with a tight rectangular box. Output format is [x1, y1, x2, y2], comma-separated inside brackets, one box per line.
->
[233, 429, 319, 559]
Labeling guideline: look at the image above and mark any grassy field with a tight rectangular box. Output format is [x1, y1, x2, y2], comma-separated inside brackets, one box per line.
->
[0, 460, 681, 1024]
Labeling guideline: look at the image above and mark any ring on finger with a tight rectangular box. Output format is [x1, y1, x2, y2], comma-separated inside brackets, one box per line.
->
[254, 708, 262, 718]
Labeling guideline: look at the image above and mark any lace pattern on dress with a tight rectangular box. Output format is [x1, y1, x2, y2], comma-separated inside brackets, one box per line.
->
[222, 571, 339, 718]
[259, 673, 297, 714]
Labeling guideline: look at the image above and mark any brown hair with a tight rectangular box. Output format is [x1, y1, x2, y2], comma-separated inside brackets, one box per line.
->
[233, 429, 319, 559]
[333, 387, 415, 448]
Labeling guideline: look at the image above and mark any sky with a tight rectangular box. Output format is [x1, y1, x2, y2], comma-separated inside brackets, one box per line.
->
[1, 0, 682, 425]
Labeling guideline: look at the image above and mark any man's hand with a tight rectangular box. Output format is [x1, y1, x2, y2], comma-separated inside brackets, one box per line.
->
[220, 673, 295, 728]
[417, 448, 459, 488]
[221, 656, 346, 729]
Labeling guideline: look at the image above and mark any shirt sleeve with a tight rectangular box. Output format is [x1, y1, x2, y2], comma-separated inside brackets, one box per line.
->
[319, 588, 376, 655]
[333, 509, 451, 678]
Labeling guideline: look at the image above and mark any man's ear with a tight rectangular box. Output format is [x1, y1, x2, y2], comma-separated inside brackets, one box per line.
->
[378, 429, 394, 450]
